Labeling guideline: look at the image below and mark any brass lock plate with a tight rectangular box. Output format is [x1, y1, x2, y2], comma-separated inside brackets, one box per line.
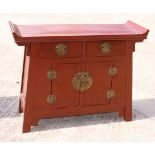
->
[72, 72, 93, 92]
[108, 66, 117, 76]
[47, 95, 56, 104]
[47, 70, 57, 80]
[100, 42, 112, 54]
[106, 90, 115, 100]
[55, 44, 68, 56]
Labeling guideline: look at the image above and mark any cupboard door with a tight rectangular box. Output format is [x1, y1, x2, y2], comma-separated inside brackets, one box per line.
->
[50, 63, 81, 109]
[110, 59, 125, 106]
[35, 62, 81, 110]
[84, 62, 113, 106]
[84, 60, 125, 106]
[34, 62, 51, 111]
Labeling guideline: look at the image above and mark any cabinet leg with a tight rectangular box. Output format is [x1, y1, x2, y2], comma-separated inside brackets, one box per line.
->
[18, 100, 23, 113]
[125, 52, 132, 122]
[23, 120, 31, 133]
[32, 117, 39, 126]
[19, 48, 26, 113]
[23, 111, 32, 133]
[124, 106, 132, 121]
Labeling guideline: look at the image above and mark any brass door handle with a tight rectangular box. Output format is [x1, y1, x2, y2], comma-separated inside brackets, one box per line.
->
[55, 43, 68, 56]
[72, 72, 93, 92]
[108, 66, 117, 76]
[47, 70, 57, 80]
[100, 42, 112, 54]
[47, 95, 56, 104]
[106, 90, 115, 100]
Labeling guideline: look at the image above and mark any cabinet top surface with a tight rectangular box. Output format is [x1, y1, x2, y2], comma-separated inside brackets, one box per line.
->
[9, 20, 149, 44]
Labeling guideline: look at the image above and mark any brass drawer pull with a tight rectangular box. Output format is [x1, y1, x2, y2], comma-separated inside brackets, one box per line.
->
[72, 72, 93, 92]
[47, 95, 56, 104]
[55, 44, 68, 56]
[100, 42, 112, 54]
[47, 70, 57, 80]
[108, 66, 117, 76]
[106, 90, 115, 99]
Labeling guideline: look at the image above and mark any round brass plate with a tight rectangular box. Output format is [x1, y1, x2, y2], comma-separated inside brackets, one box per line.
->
[100, 42, 112, 54]
[106, 90, 115, 100]
[72, 72, 93, 92]
[47, 70, 57, 80]
[108, 66, 117, 76]
[55, 44, 68, 56]
[47, 95, 56, 104]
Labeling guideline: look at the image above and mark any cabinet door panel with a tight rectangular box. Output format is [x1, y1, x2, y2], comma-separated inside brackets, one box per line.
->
[84, 62, 113, 106]
[51, 63, 81, 108]
[84, 60, 125, 107]
[110, 59, 125, 106]
[35, 62, 81, 110]
[34, 62, 51, 110]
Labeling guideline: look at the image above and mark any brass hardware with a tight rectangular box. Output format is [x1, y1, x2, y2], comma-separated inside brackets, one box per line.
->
[108, 66, 117, 76]
[47, 70, 57, 80]
[100, 42, 112, 54]
[47, 95, 56, 104]
[55, 44, 68, 56]
[106, 90, 115, 100]
[72, 72, 93, 92]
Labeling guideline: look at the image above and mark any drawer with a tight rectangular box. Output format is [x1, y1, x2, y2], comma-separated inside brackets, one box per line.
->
[86, 41, 126, 57]
[39, 42, 83, 59]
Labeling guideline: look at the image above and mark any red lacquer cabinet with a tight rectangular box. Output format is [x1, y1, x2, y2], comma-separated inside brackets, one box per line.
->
[9, 21, 149, 132]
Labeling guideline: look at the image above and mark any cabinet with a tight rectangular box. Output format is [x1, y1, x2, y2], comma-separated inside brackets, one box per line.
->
[9, 21, 149, 132]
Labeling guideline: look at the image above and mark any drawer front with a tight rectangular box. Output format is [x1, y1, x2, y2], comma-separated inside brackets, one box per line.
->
[34, 62, 81, 111]
[86, 41, 126, 57]
[39, 42, 83, 59]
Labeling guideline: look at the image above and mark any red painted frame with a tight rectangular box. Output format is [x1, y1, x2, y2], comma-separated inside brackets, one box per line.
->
[9, 21, 149, 133]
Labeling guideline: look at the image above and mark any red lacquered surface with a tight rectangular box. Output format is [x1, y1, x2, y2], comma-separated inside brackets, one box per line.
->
[9, 20, 149, 44]
[9, 21, 149, 132]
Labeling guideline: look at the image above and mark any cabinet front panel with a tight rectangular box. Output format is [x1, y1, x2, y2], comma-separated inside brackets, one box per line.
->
[84, 59, 125, 106]
[86, 41, 125, 57]
[110, 59, 125, 106]
[34, 62, 81, 110]
[34, 62, 51, 110]
[84, 62, 113, 106]
[51, 63, 81, 108]
[39, 42, 83, 59]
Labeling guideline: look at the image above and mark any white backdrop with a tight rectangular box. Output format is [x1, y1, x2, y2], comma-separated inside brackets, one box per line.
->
[0, 0, 155, 13]
[0, 0, 155, 153]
